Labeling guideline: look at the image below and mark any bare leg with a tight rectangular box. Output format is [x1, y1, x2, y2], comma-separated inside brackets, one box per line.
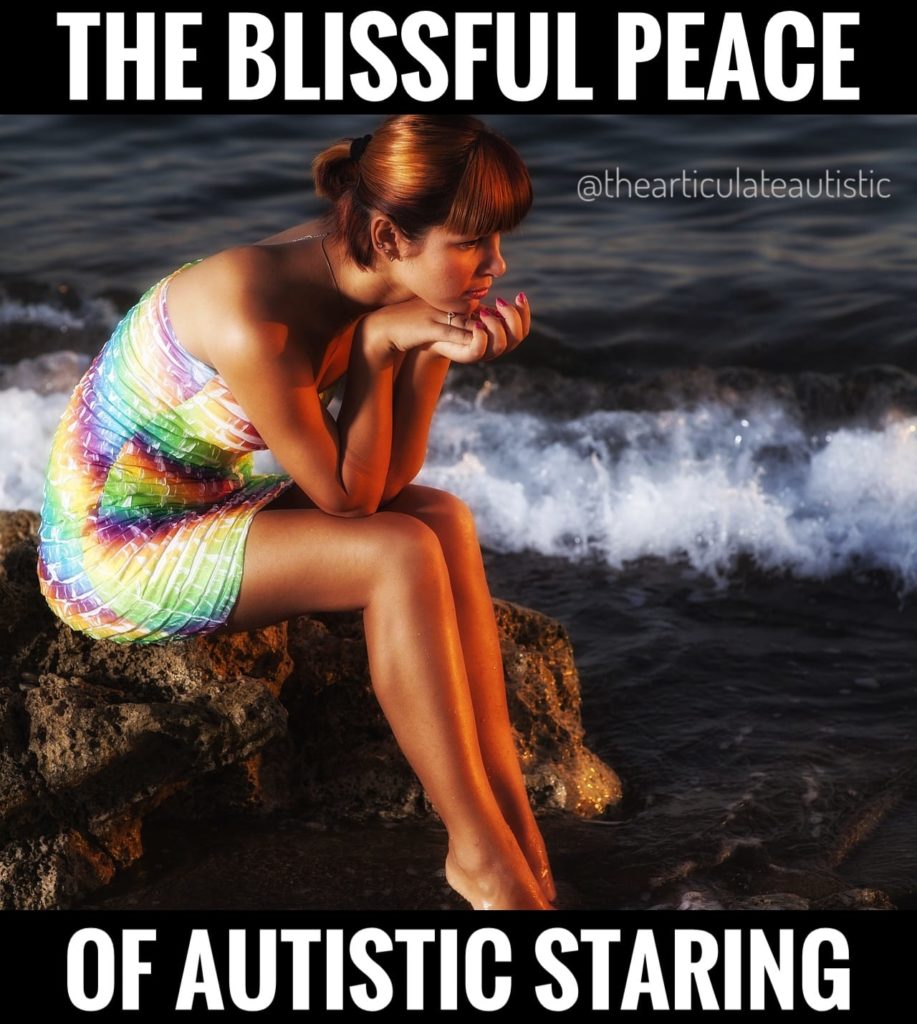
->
[217, 505, 551, 910]
[379, 485, 557, 902]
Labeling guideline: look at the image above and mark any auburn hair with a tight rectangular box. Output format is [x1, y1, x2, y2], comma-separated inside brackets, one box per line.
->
[312, 115, 533, 270]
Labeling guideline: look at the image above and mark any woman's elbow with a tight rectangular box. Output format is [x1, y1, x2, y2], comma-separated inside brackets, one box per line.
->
[332, 504, 379, 519]
[304, 483, 382, 518]
[322, 495, 382, 518]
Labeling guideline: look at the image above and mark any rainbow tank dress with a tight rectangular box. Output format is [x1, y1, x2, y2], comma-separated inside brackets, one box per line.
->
[35, 258, 326, 645]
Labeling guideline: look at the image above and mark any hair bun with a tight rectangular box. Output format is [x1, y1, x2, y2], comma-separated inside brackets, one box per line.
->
[350, 134, 373, 163]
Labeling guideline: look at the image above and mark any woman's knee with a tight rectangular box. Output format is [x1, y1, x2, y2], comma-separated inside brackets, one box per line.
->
[393, 485, 479, 542]
[371, 510, 447, 578]
[428, 488, 475, 522]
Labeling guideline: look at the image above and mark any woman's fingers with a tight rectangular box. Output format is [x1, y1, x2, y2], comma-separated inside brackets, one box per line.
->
[428, 295, 531, 363]
[474, 296, 530, 360]
[431, 323, 488, 363]
[436, 312, 501, 363]
[494, 298, 522, 341]
[495, 294, 530, 354]
[515, 292, 531, 333]
[478, 310, 508, 360]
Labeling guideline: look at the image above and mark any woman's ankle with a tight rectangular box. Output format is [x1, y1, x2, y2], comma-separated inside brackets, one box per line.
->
[445, 841, 550, 911]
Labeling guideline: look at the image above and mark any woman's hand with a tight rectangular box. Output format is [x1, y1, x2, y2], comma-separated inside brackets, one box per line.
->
[364, 297, 489, 365]
[468, 292, 531, 362]
[364, 292, 532, 365]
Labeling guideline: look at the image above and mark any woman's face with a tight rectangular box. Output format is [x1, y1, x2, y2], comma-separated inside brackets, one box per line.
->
[396, 226, 508, 314]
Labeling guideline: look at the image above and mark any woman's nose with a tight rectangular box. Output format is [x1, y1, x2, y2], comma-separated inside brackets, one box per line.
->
[481, 238, 507, 278]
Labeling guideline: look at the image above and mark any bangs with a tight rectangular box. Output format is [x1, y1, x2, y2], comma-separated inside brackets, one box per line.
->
[443, 133, 533, 237]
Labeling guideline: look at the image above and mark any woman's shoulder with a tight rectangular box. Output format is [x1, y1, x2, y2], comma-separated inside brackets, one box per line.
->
[159, 247, 285, 372]
[165, 245, 287, 358]
[175, 244, 283, 312]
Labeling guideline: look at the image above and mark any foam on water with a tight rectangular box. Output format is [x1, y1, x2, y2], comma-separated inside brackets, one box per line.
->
[0, 385, 79, 512]
[0, 300, 86, 330]
[0, 292, 119, 332]
[0, 351, 92, 395]
[417, 393, 917, 591]
[4, 353, 916, 591]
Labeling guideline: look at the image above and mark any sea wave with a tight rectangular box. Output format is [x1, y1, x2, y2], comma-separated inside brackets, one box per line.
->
[4, 350, 916, 591]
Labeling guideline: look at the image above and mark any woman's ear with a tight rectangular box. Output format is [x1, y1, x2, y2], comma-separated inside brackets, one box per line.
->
[368, 214, 400, 256]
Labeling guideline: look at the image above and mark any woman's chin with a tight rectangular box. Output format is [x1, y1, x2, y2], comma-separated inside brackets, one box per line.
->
[440, 295, 480, 318]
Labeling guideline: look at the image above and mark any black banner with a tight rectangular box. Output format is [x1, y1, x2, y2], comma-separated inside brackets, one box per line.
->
[1, 2, 910, 113]
[1, 909, 910, 1019]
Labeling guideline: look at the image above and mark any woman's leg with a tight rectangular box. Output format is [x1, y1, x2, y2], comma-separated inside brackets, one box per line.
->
[219, 505, 551, 910]
[378, 485, 556, 902]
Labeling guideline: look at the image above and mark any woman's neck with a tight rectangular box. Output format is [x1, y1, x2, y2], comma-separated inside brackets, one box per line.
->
[320, 231, 413, 312]
[255, 222, 415, 340]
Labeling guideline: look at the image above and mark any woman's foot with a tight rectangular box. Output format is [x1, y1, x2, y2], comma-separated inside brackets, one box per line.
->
[489, 778, 557, 903]
[514, 812, 556, 903]
[444, 841, 553, 910]
[503, 808, 556, 903]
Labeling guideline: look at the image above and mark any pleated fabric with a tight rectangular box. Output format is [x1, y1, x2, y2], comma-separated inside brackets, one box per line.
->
[35, 258, 317, 645]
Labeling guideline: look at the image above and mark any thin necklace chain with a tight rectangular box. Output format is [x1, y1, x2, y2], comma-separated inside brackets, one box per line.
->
[262, 229, 341, 301]
[265, 230, 329, 244]
[318, 234, 341, 299]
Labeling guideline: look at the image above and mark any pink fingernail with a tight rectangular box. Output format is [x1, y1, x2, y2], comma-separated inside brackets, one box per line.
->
[496, 297, 509, 307]
[517, 292, 527, 305]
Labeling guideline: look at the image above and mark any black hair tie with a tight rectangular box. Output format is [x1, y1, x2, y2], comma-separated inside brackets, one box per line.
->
[350, 134, 372, 163]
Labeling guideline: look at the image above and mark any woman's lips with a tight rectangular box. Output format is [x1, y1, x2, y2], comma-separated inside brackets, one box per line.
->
[464, 287, 489, 299]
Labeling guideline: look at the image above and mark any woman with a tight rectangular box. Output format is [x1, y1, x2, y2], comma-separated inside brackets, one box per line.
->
[37, 114, 555, 911]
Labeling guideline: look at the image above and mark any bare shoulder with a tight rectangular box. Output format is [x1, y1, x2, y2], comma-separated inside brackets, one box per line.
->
[179, 245, 282, 318]
[165, 245, 286, 367]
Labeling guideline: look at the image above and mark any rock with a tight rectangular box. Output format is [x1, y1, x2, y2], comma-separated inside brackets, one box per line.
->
[728, 892, 812, 911]
[0, 688, 42, 828]
[25, 672, 287, 808]
[494, 599, 621, 816]
[1, 828, 118, 911]
[811, 888, 897, 910]
[0, 509, 621, 908]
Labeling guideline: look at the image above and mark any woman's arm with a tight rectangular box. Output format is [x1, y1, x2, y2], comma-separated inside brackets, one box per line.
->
[205, 247, 397, 518]
[217, 312, 396, 519]
[379, 347, 451, 506]
[213, 250, 485, 517]
[332, 317, 396, 515]
[377, 298, 532, 506]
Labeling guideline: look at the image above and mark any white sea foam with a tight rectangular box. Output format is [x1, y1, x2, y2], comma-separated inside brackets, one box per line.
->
[415, 393, 917, 590]
[0, 351, 91, 394]
[4, 354, 917, 590]
[0, 294, 119, 331]
[0, 386, 75, 512]
[0, 299, 86, 330]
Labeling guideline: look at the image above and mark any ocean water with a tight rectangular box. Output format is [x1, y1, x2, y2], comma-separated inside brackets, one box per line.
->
[2, 114, 915, 909]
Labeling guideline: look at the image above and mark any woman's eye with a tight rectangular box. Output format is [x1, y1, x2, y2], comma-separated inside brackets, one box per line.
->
[460, 238, 481, 249]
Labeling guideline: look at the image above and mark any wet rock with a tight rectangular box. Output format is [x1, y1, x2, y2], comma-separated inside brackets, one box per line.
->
[728, 892, 812, 910]
[811, 887, 897, 910]
[0, 509, 621, 907]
